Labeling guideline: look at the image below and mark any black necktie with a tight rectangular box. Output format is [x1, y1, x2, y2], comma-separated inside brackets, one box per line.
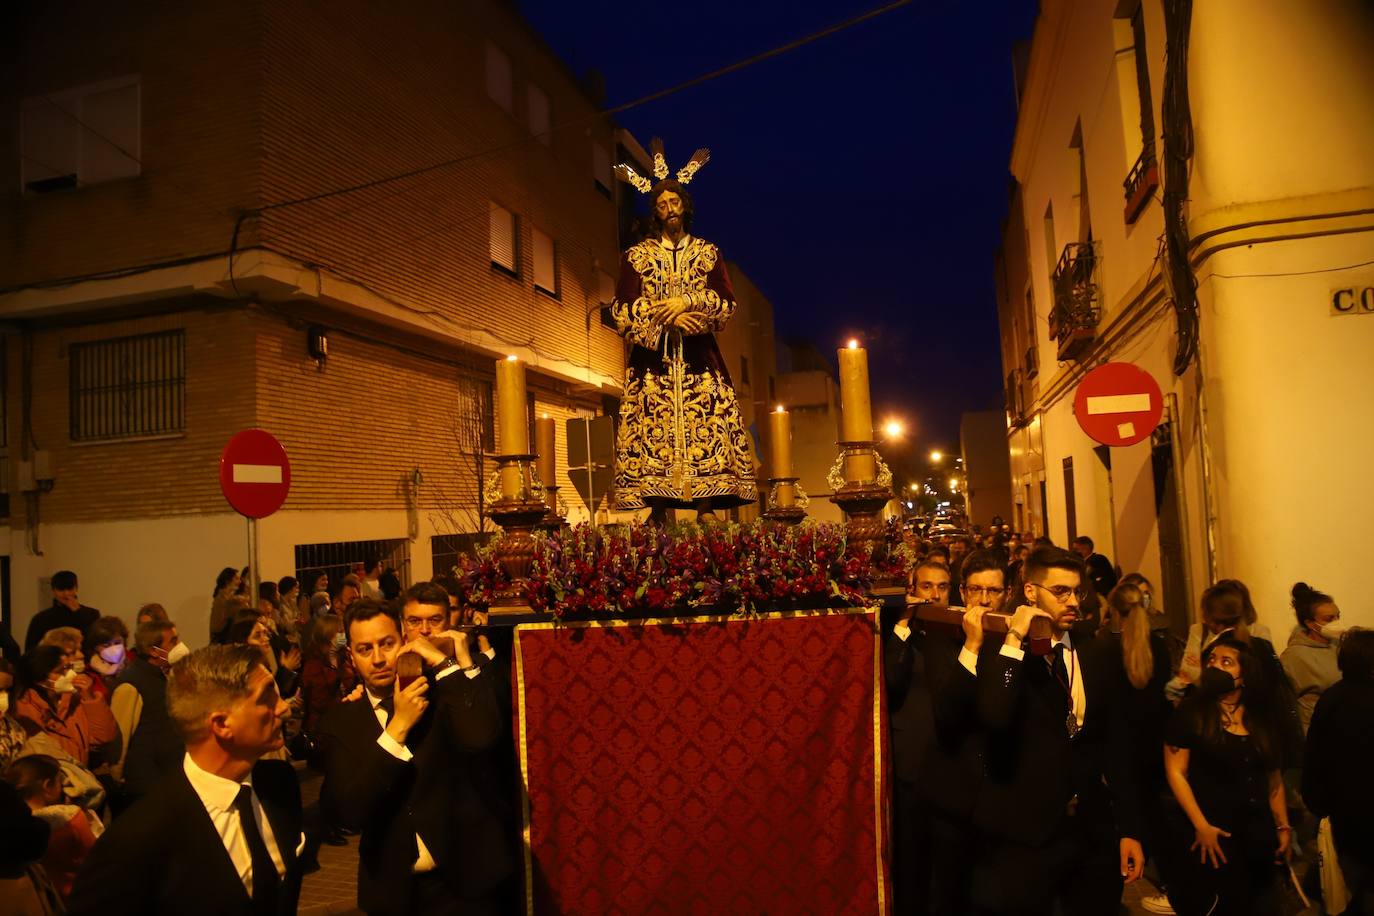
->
[1051, 644, 1071, 713]
[234, 785, 280, 914]
[378, 693, 395, 721]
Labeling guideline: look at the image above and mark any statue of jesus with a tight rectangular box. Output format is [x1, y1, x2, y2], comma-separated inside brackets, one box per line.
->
[610, 141, 756, 525]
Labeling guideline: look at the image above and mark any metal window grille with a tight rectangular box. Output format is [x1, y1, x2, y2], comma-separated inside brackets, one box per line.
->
[69, 330, 185, 441]
[294, 538, 411, 598]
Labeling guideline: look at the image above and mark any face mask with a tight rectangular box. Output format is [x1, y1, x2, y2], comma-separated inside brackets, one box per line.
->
[333, 632, 348, 649]
[1198, 667, 1238, 696]
[48, 670, 78, 694]
[165, 641, 191, 665]
[99, 644, 127, 665]
[1318, 621, 1348, 641]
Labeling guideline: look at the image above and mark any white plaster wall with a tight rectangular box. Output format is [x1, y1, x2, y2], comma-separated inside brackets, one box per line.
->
[1199, 232, 1374, 631]
[9, 513, 247, 650]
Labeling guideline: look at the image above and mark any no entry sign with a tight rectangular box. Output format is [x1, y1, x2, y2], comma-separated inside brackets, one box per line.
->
[219, 429, 292, 518]
[1072, 362, 1164, 447]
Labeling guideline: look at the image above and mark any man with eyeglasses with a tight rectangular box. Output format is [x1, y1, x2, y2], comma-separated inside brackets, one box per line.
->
[969, 546, 1145, 916]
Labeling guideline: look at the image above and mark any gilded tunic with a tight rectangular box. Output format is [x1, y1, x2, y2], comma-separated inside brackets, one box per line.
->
[610, 234, 756, 510]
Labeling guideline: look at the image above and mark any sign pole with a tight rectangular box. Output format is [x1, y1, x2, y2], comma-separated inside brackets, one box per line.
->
[246, 517, 260, 601]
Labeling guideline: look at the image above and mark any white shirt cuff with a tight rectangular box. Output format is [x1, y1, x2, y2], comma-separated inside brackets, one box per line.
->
[483, 647, 496, 661]
[958, 646, 979, 674]
[377, 730, 413, 762]
[999, 642, 1026, 661]
[434, 664, 461, 683]
[893, 622, 911, 642]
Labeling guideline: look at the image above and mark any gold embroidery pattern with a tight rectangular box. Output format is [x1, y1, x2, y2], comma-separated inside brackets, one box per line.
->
[612, 238, 755, 510]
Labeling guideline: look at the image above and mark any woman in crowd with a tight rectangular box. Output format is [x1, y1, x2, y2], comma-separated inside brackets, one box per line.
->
[82, 616, 129, 696]
[1304, 628, 1374, 915]
[277, 575, 304, 631]
[298, 614, 345, 738]
[135, 603, 169, 628]
[300, 569, 330, 618]
[13, 646, 118, 770]
[0, 658, 28, 768]
[4, 753, 102, 902]
[1170, 579, 1274, 699]
[1280, 581, 1344, 733]
[208, 566, 242, 644]
[309, 590, 333, 620]
[226, 611, 301, 700]
[37, 628, 105, 703]
[1162, 636, 1290, 915]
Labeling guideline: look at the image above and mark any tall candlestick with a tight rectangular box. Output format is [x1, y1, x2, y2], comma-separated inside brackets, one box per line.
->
[535, 415, 556, 492]
[496, 356, 529, 497]
[837, 340, 873, 443]
[769, 406, 793, 479]
[837, 340, 877, 481]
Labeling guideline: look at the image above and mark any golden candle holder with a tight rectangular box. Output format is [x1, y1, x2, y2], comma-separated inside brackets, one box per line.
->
[828, 442, 893, 558]
[484, 454, 549, 617]
[538, 484, 569, 533]
[762, 476, 808, 527]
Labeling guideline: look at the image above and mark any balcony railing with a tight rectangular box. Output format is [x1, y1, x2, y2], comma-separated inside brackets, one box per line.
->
[1005, 369, 1024, 427]
[1123, 143, 1159, 224]
[1024, 343, 1039, 379]
[1049, 241, 1101, 362]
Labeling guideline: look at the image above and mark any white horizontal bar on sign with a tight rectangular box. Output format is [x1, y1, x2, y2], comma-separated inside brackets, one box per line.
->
[233, 464, 283, 484]
[1085, 394, 1151, 415]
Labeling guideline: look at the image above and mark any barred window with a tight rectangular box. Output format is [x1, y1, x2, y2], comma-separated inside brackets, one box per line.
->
[69, 330, 185, 441]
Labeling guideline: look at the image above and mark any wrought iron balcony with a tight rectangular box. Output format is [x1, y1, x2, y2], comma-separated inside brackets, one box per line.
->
[1005, 369, 1024, 427]
[1123, 143, 1159, 225]
[1049, 241, 1101, 363]
[1024, 343, 1039, 379]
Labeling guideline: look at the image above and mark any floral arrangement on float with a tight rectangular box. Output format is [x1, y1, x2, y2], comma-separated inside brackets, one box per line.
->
[452, 519, 907, 619]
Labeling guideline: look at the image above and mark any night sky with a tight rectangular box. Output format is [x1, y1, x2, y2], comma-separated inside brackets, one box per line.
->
[520, 0, 1040, 455]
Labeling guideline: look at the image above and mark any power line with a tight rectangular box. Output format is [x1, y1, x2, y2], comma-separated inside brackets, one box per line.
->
[250, 0, 916, 217]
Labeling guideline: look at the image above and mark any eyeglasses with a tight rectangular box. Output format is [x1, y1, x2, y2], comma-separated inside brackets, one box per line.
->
[1030, 582, 1086, 602]
[962, 585, 1006, 598]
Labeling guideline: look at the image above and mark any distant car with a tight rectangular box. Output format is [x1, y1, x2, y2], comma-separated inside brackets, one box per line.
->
[928, 526, 969, 544]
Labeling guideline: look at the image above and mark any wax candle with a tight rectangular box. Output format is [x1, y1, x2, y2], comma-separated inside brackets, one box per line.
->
[496, 356, 529, 497]
[837, 340, 877, 482]
[769, 406, 793, 479]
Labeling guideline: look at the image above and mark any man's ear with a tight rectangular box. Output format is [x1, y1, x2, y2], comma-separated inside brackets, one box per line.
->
[1023, 582, 1037, 606]
[208, 709, 233, 742]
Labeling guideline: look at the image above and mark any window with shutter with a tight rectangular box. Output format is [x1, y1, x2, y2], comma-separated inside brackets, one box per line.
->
[490, 202, 517, 274]
[592, 144, 612, 195]
[21, 76, 140, 193]
[597, 270, 617, 328]
[527, 85, 550, 144]
[533, 228, 557, 296]
[485, 42, 513, 112]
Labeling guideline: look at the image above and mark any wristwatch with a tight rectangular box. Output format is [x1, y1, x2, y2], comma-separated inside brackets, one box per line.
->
[432, 657, 458, 674]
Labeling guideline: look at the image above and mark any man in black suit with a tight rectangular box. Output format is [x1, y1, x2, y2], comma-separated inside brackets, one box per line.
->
[317, 597, 511, 916]
[970, 546, 1144, 915]
[68, 644, 303, 916]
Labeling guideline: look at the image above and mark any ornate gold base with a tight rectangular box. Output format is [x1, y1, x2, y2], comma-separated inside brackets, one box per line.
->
[489, 495, 548, 617]
[762, 506, 806, 527]
[537, 485, 567, 533]
[832, 481, 893, 557]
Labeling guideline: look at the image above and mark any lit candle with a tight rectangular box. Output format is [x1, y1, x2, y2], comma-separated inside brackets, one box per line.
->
[769, 406, 796, 508]
[496, 356, 529, 497]
[837, 340, 877, 482]
[535, 414, 557, 498]
[769, 406, 793, 479]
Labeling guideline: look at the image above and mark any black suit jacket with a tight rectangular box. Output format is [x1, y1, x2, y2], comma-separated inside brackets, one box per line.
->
[67, 759, 303, 916]
[884, 625, 935, 785]
[317, 668, 513, 915]
[914, 631, 988, 819]
[972, 635, 1142, 848]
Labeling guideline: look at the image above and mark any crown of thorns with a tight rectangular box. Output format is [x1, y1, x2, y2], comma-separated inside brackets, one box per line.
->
[613, 137, 710, 194]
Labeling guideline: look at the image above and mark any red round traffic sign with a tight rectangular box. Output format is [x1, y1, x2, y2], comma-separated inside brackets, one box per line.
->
[219, 429, 292, 519]
[1072, 362, 1164, 447]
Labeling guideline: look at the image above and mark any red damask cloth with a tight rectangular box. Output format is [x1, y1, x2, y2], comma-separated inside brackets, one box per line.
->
[513, 610, 891, 915]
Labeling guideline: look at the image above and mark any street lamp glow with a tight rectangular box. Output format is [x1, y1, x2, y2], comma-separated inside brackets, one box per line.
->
[949, 477, 959, 491]
[929, 450, 943, 464]
[908, 482, 919, 492]
[882, 419, 905, 440]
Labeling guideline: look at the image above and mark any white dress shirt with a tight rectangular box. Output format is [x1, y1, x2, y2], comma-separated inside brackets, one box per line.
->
[182, 753, 289, 896]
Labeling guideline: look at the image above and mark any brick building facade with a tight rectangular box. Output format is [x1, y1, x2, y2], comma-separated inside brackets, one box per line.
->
[1, 0, 633, 644]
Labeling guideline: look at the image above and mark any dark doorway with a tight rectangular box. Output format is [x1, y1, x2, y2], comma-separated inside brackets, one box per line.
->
[1152, 423, 1191, 640]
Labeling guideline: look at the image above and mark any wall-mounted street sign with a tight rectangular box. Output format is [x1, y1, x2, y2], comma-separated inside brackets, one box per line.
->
[1072, 362, 1163, 447]
[219, 429, 292, 519]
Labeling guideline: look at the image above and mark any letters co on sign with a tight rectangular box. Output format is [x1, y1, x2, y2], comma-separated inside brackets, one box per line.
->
[1331, 283, 1374, 316]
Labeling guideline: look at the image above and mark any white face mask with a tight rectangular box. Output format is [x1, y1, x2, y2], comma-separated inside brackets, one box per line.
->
[1319, 621, 1348, 641]
[49, 670, 78, 694]
[165, 641, 191, 665]
[99, 644, 127, 665]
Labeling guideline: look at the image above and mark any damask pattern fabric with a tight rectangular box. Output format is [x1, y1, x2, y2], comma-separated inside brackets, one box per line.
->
[610, 235, 757, 510]
[513, 611, 891, 915]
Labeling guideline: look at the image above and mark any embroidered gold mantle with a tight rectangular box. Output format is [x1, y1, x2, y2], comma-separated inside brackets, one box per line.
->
[610, 235, 757, 511]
